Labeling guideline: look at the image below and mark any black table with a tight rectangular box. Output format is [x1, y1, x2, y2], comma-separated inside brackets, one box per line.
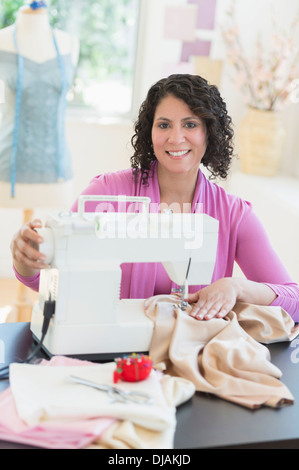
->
[1, 322, 299, 449]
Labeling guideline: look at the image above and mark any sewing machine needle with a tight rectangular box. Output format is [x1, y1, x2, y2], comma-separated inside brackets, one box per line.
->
[184, 257, 191, 295]
[185, 257, 191, 281]
[181, 257, 191, 310]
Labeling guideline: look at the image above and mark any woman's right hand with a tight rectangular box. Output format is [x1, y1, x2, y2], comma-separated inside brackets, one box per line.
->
[10, 219, 47, 277]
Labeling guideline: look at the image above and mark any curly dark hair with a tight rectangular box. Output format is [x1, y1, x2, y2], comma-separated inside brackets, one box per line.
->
[130, 74, 234, 184]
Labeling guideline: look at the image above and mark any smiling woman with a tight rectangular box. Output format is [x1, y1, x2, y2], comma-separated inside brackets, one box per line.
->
[131, 74, 234, 184]
[152, 95, 208, 178]
[11, 73, 299, 322]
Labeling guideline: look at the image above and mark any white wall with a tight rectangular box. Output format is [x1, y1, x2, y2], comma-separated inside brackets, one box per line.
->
[66, 116, 133, 196]
[1, 0, 299, 281]
[226, 172, 299, 284]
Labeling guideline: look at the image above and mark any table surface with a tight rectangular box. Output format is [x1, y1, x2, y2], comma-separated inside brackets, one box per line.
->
[1, 322, 299, 449]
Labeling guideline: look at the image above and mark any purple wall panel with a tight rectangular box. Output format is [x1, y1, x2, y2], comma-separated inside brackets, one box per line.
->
[181, 0, 217, 61]
[188, 0, 217, 30]
[181, 40, 211, 62]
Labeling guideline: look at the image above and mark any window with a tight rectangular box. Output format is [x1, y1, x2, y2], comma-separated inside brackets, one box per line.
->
[0, 0, 140, 117]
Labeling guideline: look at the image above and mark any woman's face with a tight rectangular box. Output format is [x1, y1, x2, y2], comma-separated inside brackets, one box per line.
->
[151, 94, 207, 177]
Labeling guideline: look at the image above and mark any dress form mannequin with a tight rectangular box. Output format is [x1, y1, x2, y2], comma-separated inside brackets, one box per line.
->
[0, 3, 79, 320]
[0, 3, 79, 207]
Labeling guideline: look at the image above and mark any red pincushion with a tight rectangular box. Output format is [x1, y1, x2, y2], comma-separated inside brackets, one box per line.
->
[113, 353, 153, 383]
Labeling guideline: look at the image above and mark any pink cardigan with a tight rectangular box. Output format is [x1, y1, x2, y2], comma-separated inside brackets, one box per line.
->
[15, 164, 299, 321]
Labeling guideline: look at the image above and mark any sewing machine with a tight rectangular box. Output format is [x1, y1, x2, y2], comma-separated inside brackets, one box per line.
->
[30, 196, 219, 358]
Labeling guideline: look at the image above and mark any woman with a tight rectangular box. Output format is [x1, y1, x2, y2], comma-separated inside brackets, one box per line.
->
[11, 74, 299, 321]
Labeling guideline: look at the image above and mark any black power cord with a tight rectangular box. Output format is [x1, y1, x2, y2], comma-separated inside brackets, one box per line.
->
[0, 299, 55, 381]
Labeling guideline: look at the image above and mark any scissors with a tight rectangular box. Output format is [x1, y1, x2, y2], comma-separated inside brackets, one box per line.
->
[69, 375, 154, 405]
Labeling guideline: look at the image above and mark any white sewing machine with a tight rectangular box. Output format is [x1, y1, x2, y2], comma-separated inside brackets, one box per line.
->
[30, 196, 219, 358]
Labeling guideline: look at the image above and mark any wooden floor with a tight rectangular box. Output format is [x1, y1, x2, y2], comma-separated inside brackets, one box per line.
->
[0, 278, 38, 323]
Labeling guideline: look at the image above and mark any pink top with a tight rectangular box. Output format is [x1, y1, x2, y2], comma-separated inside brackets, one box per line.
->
[14, 163, 299, 321]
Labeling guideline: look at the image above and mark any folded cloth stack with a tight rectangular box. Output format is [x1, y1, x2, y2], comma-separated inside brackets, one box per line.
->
[144, 297, 299, 409]
[0, 356, 195, 449]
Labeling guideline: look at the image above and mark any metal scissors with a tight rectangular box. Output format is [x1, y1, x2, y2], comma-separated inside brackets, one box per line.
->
[69, 375, 154, 405]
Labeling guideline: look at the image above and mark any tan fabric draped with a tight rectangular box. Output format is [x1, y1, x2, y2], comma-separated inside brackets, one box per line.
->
[144, 296, 299, 409]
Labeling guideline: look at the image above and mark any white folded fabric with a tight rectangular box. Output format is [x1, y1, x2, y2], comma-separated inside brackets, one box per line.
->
[9, 362, 184, 431]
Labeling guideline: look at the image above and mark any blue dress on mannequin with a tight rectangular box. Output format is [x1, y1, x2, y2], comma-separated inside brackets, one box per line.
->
[0, 26, 75, 196]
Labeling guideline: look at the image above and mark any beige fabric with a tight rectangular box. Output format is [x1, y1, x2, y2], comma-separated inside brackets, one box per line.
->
[90, 375, 194, 449]
[233, 302, 299, 344]
[144, 296, 299, 409]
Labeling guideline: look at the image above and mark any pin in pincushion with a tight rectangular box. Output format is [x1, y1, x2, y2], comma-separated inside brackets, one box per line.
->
[113, 353, 153, 383]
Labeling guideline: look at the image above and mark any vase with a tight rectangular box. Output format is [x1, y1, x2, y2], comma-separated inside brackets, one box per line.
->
[238, 107, 286, 177]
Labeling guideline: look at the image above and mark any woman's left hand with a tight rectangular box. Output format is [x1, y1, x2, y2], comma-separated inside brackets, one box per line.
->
[186, 278, 238, 320]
